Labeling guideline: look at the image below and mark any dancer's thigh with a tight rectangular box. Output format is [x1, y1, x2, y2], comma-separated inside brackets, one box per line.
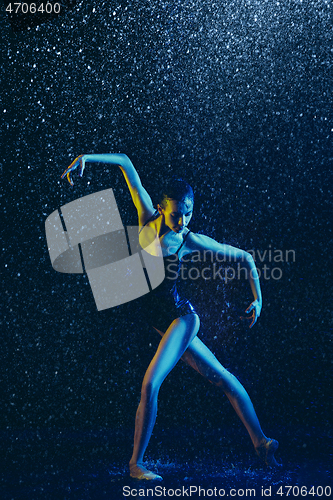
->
[155, 327, 235, 390]
[182, 336, 226, 377]
[183, 337, 240, 391]
[145, 314, 200, 388]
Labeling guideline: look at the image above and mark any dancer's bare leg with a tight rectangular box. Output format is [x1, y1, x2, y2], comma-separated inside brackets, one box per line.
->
[129, 314, 200, 480]
[155, 329, 280, 466]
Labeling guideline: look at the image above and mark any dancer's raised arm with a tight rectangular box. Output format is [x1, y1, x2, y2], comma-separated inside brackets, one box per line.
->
[61, 153, 155, 224]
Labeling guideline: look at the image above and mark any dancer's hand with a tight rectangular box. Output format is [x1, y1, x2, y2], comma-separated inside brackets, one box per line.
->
[244, 299, 261, 328]
[61, 155, 86, 186]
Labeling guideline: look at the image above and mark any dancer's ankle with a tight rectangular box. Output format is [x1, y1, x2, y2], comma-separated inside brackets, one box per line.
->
[255, 438, 282, 467]
[129, 462, 163, 480]
[254, 436, 269, 448]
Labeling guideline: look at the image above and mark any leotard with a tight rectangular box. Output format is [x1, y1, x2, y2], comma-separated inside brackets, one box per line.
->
[139, 212, 197, 331]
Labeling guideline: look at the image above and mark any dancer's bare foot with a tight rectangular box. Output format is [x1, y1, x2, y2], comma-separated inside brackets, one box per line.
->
[255, 438, 282, 467]
[129, 463, 163, 480]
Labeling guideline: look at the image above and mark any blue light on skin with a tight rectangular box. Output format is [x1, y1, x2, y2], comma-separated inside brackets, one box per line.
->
[61, 153, 280, 480]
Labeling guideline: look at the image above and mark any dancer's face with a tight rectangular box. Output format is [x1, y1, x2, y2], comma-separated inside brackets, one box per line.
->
[158, 198, 193, 233]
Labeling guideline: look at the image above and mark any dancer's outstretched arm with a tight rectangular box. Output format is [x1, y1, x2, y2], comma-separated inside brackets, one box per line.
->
[61, 153, 155, 224]
[185, 233, 262, 328]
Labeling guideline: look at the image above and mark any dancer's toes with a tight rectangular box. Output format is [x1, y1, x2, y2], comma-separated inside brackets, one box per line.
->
[130, 463, 163, 481]
[255, 438, 282, 467]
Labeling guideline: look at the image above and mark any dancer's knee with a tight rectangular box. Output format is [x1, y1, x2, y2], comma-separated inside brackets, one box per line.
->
[211, 370, 241, 393]
[210, 374, 229, 390]
[141, 377, 160, 403]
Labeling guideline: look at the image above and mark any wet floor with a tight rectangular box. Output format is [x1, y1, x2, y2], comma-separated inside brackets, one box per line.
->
[1, 427, 332, 499]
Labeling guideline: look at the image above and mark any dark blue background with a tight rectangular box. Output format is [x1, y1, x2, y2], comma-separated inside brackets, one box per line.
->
[1, 1, 332, 497]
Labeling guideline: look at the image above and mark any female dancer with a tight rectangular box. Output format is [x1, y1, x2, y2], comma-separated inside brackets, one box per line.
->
[62, 153, 280, 480]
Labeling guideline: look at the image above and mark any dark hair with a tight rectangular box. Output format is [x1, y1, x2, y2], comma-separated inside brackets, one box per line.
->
[158, 177, 194, 208]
